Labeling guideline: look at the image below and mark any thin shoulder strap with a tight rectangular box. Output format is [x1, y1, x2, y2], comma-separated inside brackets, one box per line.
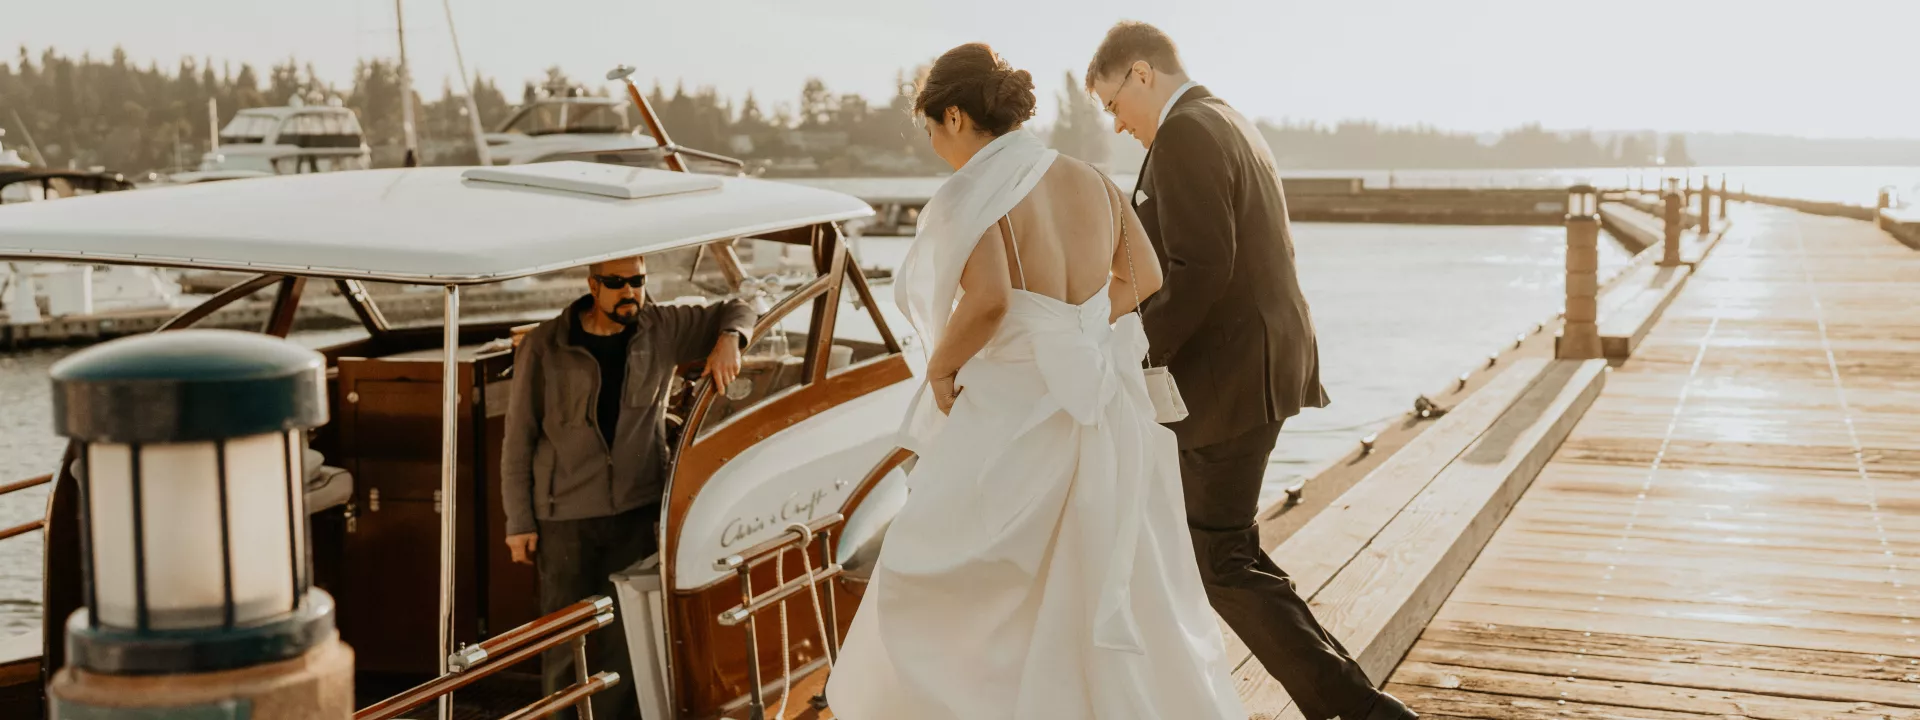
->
[997, 214, 1026, 290]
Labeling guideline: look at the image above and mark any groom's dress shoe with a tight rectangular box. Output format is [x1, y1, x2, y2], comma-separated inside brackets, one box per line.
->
[1355, 691, 1418, 720]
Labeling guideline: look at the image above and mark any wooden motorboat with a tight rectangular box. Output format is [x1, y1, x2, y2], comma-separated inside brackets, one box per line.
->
[0, 84, 916, 718]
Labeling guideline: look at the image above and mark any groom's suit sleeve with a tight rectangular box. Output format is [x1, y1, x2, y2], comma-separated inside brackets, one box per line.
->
[1141, 113, 1236, 364]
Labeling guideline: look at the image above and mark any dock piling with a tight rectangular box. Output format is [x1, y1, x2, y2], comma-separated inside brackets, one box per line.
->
[1661, 190, 1685, 266]
[1558, 185, 1604, 360]
[1698, 180, 1713, 236]
[1719, 174, 1729, 218]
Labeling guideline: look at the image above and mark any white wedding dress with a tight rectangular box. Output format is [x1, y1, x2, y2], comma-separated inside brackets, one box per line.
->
[826, 131, 1246, 720]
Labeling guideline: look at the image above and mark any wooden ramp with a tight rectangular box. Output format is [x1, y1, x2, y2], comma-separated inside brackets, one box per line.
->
[1385, 205, 1920, 718]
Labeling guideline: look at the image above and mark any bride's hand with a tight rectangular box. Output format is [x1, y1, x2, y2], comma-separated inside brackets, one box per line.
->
[932, 372, 962, 415]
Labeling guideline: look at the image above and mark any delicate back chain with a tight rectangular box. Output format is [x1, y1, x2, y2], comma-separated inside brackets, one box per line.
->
[1111, 182, 1158, 368]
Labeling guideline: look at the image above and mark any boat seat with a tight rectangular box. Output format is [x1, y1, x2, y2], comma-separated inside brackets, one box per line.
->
[303, 447, 353, 514]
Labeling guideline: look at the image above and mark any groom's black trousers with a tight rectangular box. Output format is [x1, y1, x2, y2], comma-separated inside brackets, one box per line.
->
[1179, 420, 1381, 720]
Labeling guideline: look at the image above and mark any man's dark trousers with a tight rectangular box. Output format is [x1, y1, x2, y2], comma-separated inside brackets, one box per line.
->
[1179, 420, 1378, 720]
[536, 504, 658, 720]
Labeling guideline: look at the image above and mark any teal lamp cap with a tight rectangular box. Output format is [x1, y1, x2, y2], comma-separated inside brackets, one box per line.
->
[51, 330, 328, 444]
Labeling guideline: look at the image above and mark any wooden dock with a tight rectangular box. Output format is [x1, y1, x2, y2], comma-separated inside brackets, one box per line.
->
[755, 198, 1920, 720]
[1382, 205, 1920, 718]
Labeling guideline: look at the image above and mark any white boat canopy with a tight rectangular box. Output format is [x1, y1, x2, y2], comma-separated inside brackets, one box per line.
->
[0, 162, 872, 285]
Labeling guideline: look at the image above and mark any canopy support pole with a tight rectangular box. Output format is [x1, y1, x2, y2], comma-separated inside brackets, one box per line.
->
[437, 284, 461, 720]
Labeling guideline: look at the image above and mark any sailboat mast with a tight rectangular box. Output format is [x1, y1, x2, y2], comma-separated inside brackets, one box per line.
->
[207, 98, 220, 154]
[441, 0, 492, 166]
[395, 0, 421, 166]
[8, 109, 47, 167]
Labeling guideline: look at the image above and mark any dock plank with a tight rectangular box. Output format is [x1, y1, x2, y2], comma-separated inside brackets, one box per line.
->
[1238, 360, 1607, 718]
[1391, 661, 1917, 720]
[1222, 358, 1558, 706]
[1301, 361, 1605, 682]
[1421, 620, 1920, 683]
[1407, 640, 1920, 709]
[1383, 684, 1728, 720]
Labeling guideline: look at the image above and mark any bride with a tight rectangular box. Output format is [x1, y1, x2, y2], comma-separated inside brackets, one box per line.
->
[826, 43, 1248, 719]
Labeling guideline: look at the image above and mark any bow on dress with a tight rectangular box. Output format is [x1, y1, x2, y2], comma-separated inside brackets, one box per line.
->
[1028, 306, 1157, 655]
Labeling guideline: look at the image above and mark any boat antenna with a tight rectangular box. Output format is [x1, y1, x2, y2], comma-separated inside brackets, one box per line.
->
[608, 64, 686, 173]
[441, 0, 492, 166]
[395, 0, 421, 167]
[6, 108, 48, 167]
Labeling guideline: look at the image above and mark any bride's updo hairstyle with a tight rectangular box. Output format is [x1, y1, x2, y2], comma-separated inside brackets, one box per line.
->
[915, 43, 1036, 136]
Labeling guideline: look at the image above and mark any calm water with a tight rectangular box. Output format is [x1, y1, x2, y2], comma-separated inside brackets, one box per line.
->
[799, 165, 1920, 208]
[18, 161, 1908, 634]
[0, 221, 1628, 633]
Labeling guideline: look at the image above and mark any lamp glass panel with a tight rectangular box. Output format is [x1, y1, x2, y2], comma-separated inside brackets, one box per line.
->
[135, 441, 228, 630]
[86, 443, 137, 628]
[223, 432, 298, 624]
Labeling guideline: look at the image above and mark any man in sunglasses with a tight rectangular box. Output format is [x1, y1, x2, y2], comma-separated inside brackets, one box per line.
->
[500, 254, 751, 720]
[1086, 21, 1414, 720]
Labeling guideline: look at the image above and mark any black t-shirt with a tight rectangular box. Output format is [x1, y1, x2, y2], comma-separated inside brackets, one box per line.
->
[570, 313, 636, 448]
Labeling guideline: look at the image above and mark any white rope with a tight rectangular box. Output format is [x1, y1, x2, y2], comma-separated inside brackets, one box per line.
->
[771, 522, 837, 718]
[786, 523, 836, 673]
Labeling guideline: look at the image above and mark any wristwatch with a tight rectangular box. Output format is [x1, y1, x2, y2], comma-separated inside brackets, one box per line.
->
[719, 328, 747, 348]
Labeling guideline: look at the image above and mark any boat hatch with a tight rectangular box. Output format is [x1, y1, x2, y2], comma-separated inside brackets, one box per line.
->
[462, 162, 722, 199]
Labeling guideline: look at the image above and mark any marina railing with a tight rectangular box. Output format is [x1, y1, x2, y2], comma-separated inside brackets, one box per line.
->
[354, 596, 621, 720]
[711, 513, 847, 720]
[0, 474, 52, 541]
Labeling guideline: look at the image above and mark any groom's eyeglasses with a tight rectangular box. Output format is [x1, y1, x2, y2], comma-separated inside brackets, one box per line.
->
[1102, 67, 1143, 116]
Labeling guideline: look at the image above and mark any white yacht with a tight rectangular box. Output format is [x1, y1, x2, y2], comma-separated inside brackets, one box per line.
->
[190, 98, 372, 177]
[484, 96, 659, 165]
[0, 154, 182, 326]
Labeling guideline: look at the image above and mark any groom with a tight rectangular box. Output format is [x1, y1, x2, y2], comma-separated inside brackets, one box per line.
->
[1087, 22, 1415, 720]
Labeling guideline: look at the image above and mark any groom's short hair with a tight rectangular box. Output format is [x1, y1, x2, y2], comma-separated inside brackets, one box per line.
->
[1085, 21, 1185, 90]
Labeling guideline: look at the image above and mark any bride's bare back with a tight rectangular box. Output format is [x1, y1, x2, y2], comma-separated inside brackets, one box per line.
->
[1001, 159, 1126, 303]
[972, 158, 1158, 308]
[926, 157, 1160, 414]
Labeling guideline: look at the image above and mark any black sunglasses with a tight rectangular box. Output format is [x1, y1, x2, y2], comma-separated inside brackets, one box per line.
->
[593, 273, 647, 290]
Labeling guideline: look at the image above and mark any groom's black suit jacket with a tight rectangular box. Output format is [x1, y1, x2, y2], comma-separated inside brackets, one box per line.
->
[1133, 86, 1329, 450]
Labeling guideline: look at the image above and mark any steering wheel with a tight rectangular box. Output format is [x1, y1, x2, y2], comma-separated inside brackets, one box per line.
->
[666, 362, 707, 424]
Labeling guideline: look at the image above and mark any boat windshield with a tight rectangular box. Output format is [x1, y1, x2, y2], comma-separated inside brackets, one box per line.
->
[0, 174, 133, 204]
[278, 112, 365, 149]
[219, 113, 280, 144]
[499, 102, 634, 137]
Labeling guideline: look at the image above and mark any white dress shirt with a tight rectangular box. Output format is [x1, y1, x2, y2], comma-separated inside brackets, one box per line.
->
[1156, 80, 1201, 134]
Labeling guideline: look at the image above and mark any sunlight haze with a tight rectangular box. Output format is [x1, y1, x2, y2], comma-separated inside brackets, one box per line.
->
[5, 0, 1917, 138]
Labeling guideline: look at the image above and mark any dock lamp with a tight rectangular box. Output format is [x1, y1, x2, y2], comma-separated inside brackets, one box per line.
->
[1566, 184, 1598, 219]
[46, 330, 353, 719]
[1558, 185, 1603, 360]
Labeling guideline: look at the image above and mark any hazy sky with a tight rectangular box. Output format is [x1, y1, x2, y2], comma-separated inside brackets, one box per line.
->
[6, 0, 1917, 138]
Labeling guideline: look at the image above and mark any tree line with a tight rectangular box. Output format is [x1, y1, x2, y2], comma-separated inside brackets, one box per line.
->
[1255, 120, 1693, 170]
[0, 47, 516, 173]
[4, 46, 1715, 179]
[0, 47, 957, 176]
